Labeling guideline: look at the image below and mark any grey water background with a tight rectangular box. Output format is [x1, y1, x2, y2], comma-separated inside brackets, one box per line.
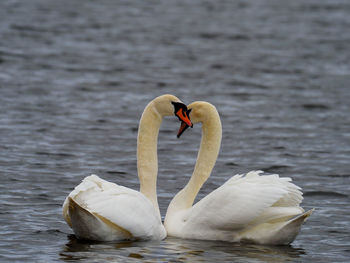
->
[1, 0, 349, 262]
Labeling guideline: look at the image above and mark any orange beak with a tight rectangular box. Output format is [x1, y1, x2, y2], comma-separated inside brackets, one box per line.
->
[175, 108, 193, 128]
[177, 121, 190, 138]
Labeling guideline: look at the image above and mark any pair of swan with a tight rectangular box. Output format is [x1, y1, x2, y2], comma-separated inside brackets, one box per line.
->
[63, 94, 313, 245]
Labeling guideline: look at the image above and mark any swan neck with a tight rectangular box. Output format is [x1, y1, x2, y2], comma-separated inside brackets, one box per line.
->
[194, 117, 222, 185]
[167, 106, 222, 214]
[187, 115, 222, 206]
[137, 101, 162, 218]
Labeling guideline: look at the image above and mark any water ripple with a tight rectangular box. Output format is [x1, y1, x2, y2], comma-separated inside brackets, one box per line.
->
[1, 0, 350, 262]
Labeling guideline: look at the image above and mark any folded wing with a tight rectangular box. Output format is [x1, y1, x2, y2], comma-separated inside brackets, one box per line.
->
[63, 175, 165, 241]
[183, 171, 303, 233]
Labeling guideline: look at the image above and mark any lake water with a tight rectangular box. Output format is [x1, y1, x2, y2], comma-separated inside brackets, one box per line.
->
[1, 0, 349, 262]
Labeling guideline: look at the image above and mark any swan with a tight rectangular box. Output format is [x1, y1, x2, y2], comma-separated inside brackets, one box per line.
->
[62, 94, 193, 241]
[165, 101, 313, 245]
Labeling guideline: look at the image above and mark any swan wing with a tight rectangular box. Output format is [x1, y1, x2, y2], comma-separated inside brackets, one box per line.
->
[63, 175, 165, 240]
[183, 171, 303, 232]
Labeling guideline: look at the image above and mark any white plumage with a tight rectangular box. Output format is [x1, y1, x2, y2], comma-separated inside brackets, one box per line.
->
[165, 102, 313, 245]
[173, 171, 309, 244]
[62, 95, 192, 241]
[62, 175, 165, 241]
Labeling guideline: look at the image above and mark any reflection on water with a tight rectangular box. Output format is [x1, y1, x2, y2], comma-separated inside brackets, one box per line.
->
[61, 235, 305, 262]
[164, 238, 305, 263]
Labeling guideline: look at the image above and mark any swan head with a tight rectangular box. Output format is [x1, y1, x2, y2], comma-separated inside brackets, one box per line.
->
[177, 101, 217, 138]
[152, 94, 193, 128]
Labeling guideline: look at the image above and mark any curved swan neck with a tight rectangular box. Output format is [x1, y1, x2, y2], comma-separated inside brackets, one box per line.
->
[191, 112, 222, 195]
[137, 95, 182, 220]
[167, 103, 222, 212]
[137, 101, 162, 216]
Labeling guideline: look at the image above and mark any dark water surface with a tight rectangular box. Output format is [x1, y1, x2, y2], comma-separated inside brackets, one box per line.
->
[1, 0, 350, 262]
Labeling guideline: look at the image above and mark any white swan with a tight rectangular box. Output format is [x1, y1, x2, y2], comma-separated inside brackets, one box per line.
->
[165, 101, 313, 245]
[62, 94, 193, 241]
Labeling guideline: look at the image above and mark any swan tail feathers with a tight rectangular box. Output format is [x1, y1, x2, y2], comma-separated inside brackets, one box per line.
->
[271, 208, 314, 245]
[271, 208, 314, 244]
[66, 197, 136, 241]
[66, 197, 107, 240]
[288, 208, 314, 223]
[67, 197, 99, 239]
[240, 208, 314, 245]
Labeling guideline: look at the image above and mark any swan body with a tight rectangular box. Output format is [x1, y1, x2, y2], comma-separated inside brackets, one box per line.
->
[62, 175, 165, 241]
[62, 94, 192, 241]
[165, 101, 313, 245]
